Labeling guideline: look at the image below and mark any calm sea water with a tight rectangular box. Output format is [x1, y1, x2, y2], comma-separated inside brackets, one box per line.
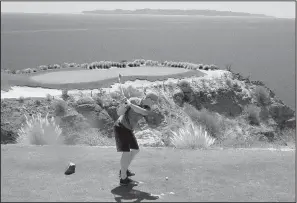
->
[1, 13, 295, 109]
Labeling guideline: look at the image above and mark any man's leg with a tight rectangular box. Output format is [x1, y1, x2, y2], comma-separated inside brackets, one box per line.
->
[127, 149, 139, 167]
[120, 151, 131, 179]
[125, 132, 140, 175]
[114, 124, 131, 180]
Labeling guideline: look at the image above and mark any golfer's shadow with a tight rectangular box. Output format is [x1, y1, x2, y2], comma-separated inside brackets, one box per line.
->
[111, 184, 159, 202]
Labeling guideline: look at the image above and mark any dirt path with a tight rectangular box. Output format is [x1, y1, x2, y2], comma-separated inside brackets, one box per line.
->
[1, 145, 295, 202]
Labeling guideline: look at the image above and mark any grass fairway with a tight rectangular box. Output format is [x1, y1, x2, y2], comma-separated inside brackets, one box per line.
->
[1, 67, 204, 90]
[1, 145, 295, 202]
[30, 67, 192, 84]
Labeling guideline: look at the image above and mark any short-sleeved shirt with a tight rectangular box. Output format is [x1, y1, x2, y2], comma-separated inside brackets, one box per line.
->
[118, 97, 144, 131]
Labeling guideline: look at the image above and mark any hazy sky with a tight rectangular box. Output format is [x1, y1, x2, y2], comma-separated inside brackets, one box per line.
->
[1, 1, 295, 18]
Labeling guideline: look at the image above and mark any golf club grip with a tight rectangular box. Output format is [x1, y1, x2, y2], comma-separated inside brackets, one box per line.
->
[118, 74, 127, 99]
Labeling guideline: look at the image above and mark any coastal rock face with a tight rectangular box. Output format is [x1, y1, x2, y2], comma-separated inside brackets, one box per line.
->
[269, 103, 295, 127]
[176, 87, 251, 117]
[284, 118, 296, 129]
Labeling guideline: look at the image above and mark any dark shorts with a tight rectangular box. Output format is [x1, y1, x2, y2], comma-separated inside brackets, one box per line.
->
[114, 122, 139, 152]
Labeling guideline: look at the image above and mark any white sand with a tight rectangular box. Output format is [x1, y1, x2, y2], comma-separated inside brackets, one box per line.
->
[1, 70, 229, 99]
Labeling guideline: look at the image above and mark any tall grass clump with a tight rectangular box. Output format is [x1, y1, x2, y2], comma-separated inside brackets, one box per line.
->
[17, 113, 63, 145]
[170, 121, 216, 149]
[254, 86, 270, 106]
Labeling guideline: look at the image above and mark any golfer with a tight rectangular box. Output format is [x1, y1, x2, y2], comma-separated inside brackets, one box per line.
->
[114, 92, 159, 186]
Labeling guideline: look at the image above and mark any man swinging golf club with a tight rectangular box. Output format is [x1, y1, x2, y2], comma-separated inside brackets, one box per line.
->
[114, 82, 159, 186]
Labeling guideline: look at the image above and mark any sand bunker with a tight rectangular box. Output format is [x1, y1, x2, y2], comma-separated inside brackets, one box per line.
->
[30, 67, 190, 84]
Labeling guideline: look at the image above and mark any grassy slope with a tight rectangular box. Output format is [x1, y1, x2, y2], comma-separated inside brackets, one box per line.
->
[1, 68, 204, 91]
[1, 145, 295, 202]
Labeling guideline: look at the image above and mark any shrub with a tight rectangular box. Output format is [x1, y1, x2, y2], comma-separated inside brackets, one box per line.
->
[111, 85, 143, 99]
[170, 121, 216, 149]
[184, 104, 221, 138]
[246, 105, 260, 125]
[17, 113, 63, 145]
[226, 64, 232, 72]
[34, 99, 41, 106]
[76, 97, 94, 105]
[178, 80, 192, 92]
[123, 85, 143, 98]
[110, 91, 123, 100]
[226, 78, 232, 88]
[203, 65, 210, 70]
[18, 96, 25, 103]
[46, 94, 52, 102]
[61, 89, 69, 101]
[254, 86, 270, 106]
[39, 65, 48, 70]
[93, 95, 104, 107]
[53, 100, 68, 117]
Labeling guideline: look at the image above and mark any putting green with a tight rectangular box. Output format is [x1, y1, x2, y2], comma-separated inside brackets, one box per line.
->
[30, 67, 191, 84]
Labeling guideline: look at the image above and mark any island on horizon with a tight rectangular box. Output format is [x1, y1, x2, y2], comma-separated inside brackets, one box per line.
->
[82, 9, 273, 18]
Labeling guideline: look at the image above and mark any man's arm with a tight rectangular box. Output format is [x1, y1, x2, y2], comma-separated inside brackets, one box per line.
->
[127, 98, 150, 116]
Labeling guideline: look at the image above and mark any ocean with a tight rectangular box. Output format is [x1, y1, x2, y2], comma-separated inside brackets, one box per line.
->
[1, 13, 295, 109]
